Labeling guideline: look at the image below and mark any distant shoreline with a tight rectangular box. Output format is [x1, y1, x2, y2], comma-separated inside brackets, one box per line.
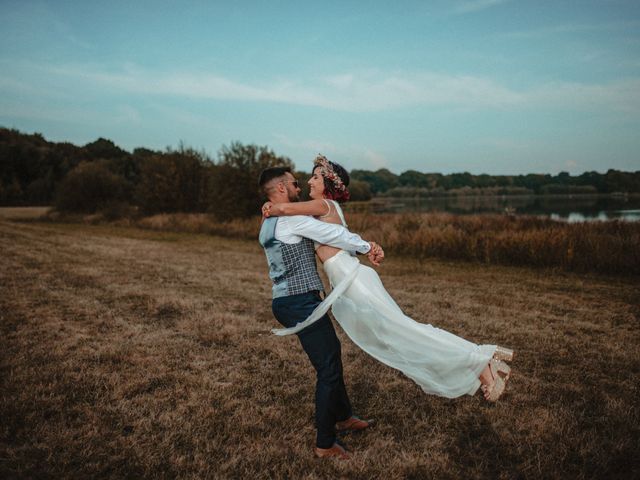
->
[367, 192, 640, 200]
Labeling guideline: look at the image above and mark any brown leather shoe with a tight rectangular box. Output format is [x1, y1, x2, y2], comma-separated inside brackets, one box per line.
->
[314, 442, 350, 460]
[336, 415, 370, 433]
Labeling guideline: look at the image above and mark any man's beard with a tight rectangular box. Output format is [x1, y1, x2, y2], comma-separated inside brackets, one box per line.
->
[288, 191, 300, 202]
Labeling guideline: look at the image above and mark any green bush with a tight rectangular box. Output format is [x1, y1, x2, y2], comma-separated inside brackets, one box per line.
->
[55, 161, 131, 213]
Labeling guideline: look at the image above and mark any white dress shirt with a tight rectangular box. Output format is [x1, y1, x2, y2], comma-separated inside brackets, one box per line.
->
[274, 215, 370, 254]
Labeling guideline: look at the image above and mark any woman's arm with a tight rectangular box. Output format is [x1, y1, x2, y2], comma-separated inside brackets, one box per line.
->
[262, 199, 330, 218]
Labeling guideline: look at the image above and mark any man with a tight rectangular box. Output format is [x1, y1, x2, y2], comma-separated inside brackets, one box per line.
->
[258, 166, 383, 459]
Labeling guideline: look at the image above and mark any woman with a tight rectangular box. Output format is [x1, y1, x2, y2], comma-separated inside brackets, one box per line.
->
[262, 155, 513, 402]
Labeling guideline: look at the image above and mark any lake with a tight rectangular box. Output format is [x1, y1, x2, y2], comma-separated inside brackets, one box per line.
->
[346, 194, 640, 222]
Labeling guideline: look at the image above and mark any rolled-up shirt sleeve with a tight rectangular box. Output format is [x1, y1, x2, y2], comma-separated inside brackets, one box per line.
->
[283, 215, 371, 254]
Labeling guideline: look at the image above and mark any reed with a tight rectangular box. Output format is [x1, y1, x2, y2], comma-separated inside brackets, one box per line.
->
[129, 212, 640, 276]
[31, 207, 639, 275]
[135, 213, 261, 240]
[355, 213, 640, 274]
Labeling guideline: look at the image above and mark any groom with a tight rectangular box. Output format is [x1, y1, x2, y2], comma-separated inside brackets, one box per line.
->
[258, 166, 383, 459]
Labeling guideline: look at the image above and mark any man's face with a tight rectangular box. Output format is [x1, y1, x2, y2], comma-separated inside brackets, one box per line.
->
[283, 172, 301, 202]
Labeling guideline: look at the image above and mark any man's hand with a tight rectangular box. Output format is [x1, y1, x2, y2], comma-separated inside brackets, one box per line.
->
[261, 201, 273, 218]
[367, 242, 385, 266]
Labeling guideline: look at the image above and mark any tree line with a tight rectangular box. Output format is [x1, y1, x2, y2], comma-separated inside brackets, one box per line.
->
[1, 128, 639, 219]
[0, 128, 307, 219]
[351, 168, 640, 196]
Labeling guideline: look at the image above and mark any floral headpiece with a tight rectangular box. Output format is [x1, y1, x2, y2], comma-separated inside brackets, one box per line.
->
[313, 154, 347, 194]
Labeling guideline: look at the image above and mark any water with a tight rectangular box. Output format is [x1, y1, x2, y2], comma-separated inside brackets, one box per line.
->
[348, 194, 640, 222]
[550, 210, 640, 223]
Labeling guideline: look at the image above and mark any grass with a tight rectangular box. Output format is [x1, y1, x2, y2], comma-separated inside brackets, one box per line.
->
[1, 218, 639, 479]
[110, 211, 640, 275]
[0, 206, 51, 220]
[347, 212, 640, 275]
[16, 206, 640, 275]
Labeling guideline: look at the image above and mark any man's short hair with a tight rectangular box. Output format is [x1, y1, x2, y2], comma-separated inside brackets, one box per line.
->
[258, 166, 292, 195]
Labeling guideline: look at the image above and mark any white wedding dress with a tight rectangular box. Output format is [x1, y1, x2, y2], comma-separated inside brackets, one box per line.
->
[272, 202, 496, 398]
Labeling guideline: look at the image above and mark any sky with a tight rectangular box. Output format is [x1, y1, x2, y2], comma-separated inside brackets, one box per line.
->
[1, 0, 639, 175]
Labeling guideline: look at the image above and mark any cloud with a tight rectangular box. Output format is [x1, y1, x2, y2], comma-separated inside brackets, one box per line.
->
[0, 98, 110, 126]
[114, 104, 141, 125]
[0, 2, 92, 50]
[500, 20, 640, 39]
[3, 61, 640, 114]
[479, 137, 532, 151]
[272, 134, 340, 157]
[272, 134, 389, 170]
[454, 0, 510, 14]
[0, 76, 48, 97]
[529, 79, 640, 113]
[27, 63, 526, 111]
[362, 149, 389, 169]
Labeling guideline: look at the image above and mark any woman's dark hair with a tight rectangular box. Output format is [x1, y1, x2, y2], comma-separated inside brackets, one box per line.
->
[315, 161, 351, 203]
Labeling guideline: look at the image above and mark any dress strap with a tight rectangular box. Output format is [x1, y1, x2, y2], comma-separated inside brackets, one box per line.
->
[319, 199, 332, 218]
[271, 258, 359, 336]
[333, 201, 347, 227]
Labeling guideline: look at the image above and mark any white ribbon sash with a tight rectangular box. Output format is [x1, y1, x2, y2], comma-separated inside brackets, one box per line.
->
[271, 262, 360, 336]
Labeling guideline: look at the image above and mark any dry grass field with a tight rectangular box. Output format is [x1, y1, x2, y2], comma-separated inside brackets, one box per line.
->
[93, 210, 640, 275]
[1, 217, 639, 479]
[0, 206, 51, 220]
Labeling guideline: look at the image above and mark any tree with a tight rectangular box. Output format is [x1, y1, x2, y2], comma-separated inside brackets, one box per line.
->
[351, 168, 399, 194]
[84, 138, 128, 160]
[3, 176, 23, 205]
[207, 142, 293, 220]
[516, 174, 552, 193]
[348, 179, 372, 201]
[448, 172, 474, 189]
[55, 161, 131, 213]
[555, 171, 571, 185]
[136, 149, 208, 214]
[133, 147, 160, 158]
[26, 168, 55, 204]
[604, 169, 639, 193]
[399, 170, 431, 188]
[474, 174, 497, 189]
[576, 171, 606, 192]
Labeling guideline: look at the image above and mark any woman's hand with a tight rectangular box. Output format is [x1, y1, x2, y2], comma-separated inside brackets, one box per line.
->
[367, 242, 385, 266]
[262, 201, 273, 218]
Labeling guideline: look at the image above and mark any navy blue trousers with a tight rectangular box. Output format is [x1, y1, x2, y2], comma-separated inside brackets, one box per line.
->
[272, 291, 353, 448]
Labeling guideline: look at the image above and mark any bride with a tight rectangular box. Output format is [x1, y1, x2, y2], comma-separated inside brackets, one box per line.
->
[261, 155, 514, 402]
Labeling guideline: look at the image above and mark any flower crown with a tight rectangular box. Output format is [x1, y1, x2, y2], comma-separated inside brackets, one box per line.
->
[313, 154, 347, 194]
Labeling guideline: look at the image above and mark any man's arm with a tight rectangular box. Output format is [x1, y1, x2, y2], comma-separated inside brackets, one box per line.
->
[262, 199, 329, 217]
[284, 215, 371, 254]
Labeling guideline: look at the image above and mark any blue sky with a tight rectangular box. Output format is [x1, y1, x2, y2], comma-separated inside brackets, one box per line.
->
[1, 0, 639, 175]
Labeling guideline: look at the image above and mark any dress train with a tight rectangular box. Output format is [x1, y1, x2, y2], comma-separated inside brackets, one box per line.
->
[271, 202, 496, 398]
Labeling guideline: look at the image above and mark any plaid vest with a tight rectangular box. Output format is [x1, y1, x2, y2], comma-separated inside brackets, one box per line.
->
[259, 217, 325, 299]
